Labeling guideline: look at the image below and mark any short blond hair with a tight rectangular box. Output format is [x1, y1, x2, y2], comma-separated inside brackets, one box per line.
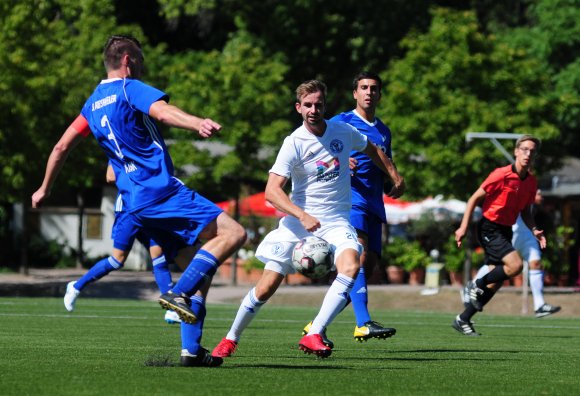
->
[295, 80, 327, 103]
[515, 134, 541, 149]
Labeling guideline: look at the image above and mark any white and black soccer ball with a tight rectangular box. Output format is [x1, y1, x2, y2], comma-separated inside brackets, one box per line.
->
[291, 236, 334, 279]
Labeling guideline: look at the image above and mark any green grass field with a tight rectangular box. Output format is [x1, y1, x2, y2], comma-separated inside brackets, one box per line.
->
[0, 297, 578, 396]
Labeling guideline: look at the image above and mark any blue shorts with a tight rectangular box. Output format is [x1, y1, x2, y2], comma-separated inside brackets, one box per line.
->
[350, 205, 384, 256]
[112, 209, 185, 262]
[131, 184, 223, 248]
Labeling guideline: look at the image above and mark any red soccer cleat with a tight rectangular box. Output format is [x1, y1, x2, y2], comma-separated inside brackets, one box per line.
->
[298, 334, 332, 358]
[212, 338, 238, 358]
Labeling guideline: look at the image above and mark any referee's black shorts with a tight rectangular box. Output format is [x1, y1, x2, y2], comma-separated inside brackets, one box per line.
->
[477, 217, 515, 265]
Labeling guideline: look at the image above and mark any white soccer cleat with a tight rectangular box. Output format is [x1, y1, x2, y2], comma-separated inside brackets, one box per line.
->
[164, 310, 182, 324]
[64, 281, 80, 312]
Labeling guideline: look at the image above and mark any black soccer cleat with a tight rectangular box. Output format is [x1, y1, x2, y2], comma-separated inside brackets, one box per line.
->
[535, 303, 561, 318]
[452, 315, 481, 336]
[354, 321, 396, 342]
[159, 291, 198, 324]
[181, 348, 223, 367]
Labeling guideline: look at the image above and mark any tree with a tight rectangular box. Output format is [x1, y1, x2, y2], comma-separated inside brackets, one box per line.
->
[160, 31, 291, 200]
[380, 8, 560, 200]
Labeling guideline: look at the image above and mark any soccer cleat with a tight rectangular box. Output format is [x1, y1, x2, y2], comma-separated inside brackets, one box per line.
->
[164, 310, 181, 324]
[298, 334, 332, 358]
[158, 291, 198, 324]
[535, 303, 561, 318]
[466, 281, 484, 311]
[452, 315, 481, 336]
[302, 321, 335, 349]
[180, 348, 223, 367]
[64, 281, 80, 312]
[212, 338, 238, 358]
[354, 321, 396, 342]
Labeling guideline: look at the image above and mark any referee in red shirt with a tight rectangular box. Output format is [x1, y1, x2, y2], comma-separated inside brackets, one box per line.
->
[452, 135, 546, 336]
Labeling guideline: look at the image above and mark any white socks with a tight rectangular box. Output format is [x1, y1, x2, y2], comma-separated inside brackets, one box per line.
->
[226, 288, 265, 342]
[529, 269, 545, 310]
[309, 274, 355, 334]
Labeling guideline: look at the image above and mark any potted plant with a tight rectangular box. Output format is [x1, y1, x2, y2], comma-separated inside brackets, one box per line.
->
[384, 237, 429, 285]
[442, 235, 466, 286]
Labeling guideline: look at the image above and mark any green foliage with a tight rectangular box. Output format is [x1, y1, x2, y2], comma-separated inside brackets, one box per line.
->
[442, 234, 466, 272]
[162, 30, 291, 197]
[543, 225, 575, 274]
[406, 211, 456, 253]
[383, 237, 430, 271]
[27, 235, 76, 269]
[242, 256, 265, 273]
[381, 8, 560, 200]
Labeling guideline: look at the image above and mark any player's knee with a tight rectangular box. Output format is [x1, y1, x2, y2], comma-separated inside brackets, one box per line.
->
[229, 223, 247, 249]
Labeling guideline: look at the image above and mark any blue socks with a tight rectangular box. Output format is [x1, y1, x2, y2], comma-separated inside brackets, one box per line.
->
[171, 250, 218, 296]
[75, 256, 122, 290]
[181, 295, 206, 354]
[152, 255, 173, 294]
[350, 268, 371, 327]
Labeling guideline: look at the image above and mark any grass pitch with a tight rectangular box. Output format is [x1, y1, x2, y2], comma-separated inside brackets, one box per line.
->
[0, 297, 578, 395]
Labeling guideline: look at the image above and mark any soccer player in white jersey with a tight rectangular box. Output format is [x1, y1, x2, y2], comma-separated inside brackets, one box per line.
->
[303, 71, 403, 346]
[469, 189, 561, 317]
[212, 80, 405, 358]
[32, 35, 246, 367]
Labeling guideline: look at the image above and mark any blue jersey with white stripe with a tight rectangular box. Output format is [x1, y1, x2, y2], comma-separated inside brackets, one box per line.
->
[81, 78, 181, 212]
[331, 110, 391, 222]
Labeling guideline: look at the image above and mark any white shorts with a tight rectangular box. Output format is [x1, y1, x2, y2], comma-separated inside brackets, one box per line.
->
[255, 216, 361, 276]
[512, 226, 541, 262]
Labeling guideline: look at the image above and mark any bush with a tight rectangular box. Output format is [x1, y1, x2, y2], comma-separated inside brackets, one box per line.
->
[442, 235, 465, 273]
[27, 234, 76, 268]
[384, 237, 430, 272]
[243, 256, 265, 273]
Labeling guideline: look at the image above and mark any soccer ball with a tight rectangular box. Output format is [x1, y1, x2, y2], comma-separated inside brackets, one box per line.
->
[291, 236, 334, 279]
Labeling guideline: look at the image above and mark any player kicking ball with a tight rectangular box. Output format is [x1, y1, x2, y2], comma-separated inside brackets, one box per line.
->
[212, 80, 404, 359]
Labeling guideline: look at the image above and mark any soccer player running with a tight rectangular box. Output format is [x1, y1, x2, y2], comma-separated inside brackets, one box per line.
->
[453, 135, 546, 336]
[32, 35, 246, 366]
[303, 72, 403, 346]
[212, 80, 404, 358]
[63, 163, 184, 324]
[469, 189, 560, 318]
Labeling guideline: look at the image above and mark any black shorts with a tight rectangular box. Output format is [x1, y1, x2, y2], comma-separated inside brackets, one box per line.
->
[477, 217, 515, 265]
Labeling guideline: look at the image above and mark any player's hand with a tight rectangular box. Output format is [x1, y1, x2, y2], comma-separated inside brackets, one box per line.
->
[299, 212, 321, 233]
[454, 228, 466, 248]
[198, 118, 222, 138]
[386, 178, 405, 199]
[349, 157, 358, 171]
[31, 188, 49, 209]
[533, 228, 547, 249]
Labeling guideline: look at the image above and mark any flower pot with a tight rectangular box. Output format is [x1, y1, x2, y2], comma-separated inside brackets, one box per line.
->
[408, 268, 425, 285]
[448, 271, 463, 286]
[387, 265, 405, 284]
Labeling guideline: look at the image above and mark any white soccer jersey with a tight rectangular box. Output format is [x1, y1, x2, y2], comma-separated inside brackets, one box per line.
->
[269, 120, 368, 221]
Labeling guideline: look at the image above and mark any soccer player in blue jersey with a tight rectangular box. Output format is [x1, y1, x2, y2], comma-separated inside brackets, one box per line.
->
[62, 163, 182, 324]
[32, 35, 246, 367]
[303, 72, 404, 345]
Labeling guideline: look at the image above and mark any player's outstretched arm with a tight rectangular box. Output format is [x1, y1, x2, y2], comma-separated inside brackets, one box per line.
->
[149, 100, 221, 138]
[32, 126, 85, 208]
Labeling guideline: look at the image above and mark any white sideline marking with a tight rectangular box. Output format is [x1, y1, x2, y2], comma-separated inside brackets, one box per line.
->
[0, 312, 579, 330]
